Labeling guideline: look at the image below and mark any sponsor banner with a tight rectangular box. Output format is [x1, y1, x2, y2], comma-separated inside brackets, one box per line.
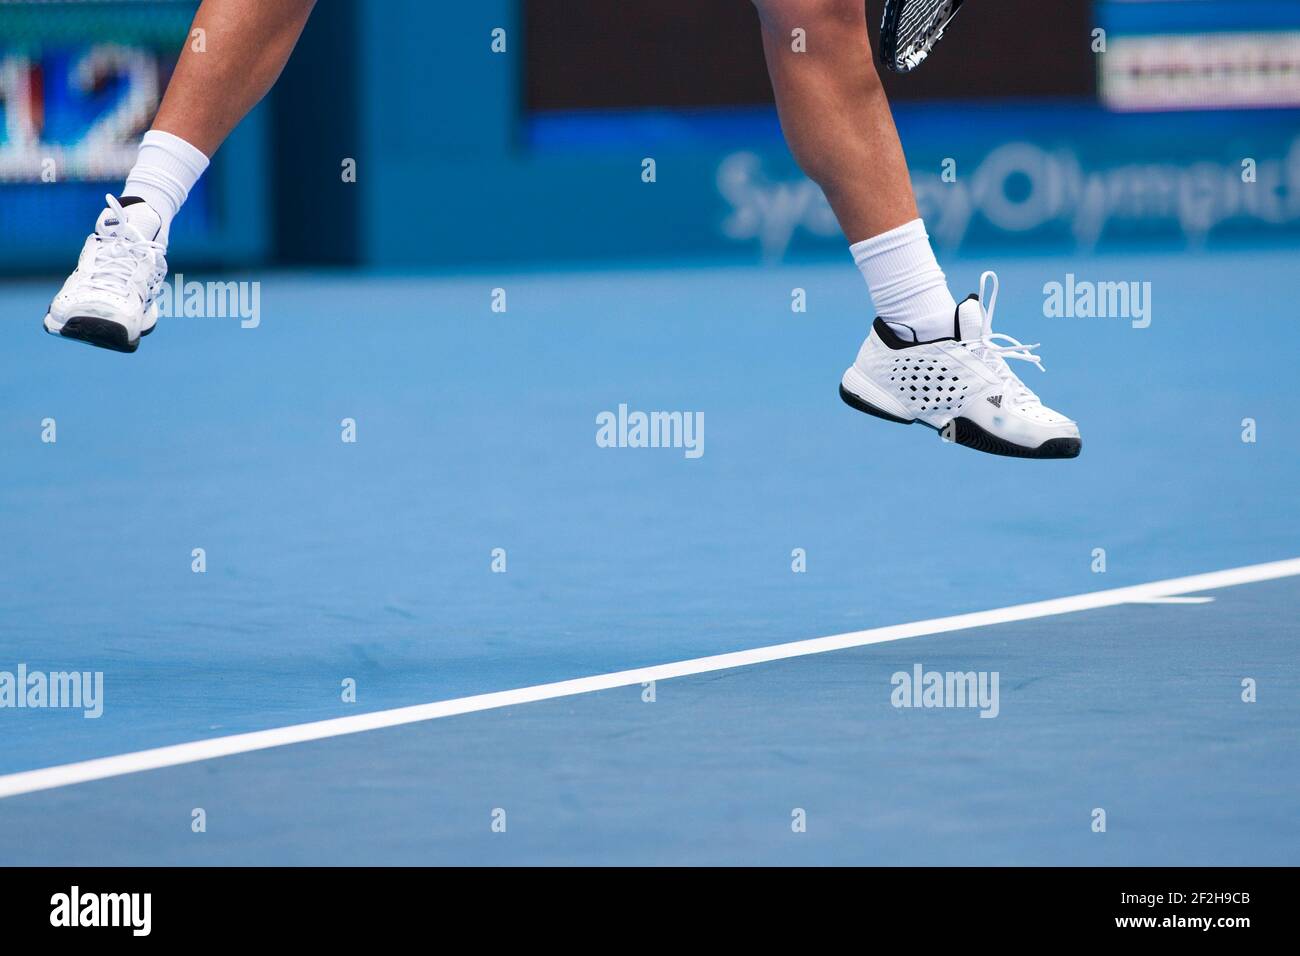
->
[1100, 32, 1300, 112]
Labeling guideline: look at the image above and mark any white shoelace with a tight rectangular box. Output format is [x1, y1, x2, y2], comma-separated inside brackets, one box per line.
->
[83, 195, 163, 302]
[965, 270, 1045, 408]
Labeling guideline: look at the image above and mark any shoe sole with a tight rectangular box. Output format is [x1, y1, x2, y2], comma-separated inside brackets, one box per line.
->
[839, 384, 1081, 460]
[44, 314, 151, 353]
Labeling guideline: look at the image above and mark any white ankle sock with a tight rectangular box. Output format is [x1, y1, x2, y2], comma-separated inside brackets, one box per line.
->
[122, 130, 210, 246]
[850, 219, 957, 342]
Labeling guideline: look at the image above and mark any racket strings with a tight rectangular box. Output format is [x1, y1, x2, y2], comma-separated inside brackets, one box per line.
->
[895, 1, 954, 62]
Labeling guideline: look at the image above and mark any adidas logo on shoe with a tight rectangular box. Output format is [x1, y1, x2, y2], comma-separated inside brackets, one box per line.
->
[986, 394, 1002, 408]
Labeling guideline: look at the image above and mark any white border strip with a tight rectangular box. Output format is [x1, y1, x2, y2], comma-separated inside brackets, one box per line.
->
[2, 557, 1297, 800]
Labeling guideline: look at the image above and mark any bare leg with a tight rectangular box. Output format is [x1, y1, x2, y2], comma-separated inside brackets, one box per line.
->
[44, 0, 318, 352]
[753, 1, 1082, 457]
[152, 0, 318, 156]
[752, 0, 916, 243]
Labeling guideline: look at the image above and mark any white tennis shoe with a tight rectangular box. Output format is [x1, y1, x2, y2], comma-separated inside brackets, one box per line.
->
[44, 195, 168, 353]
[840, 271, 1081, 458]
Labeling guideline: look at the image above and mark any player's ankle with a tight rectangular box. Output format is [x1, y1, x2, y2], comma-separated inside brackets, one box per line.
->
[121, 129, 210, 246]
[850, 218, 957, 342]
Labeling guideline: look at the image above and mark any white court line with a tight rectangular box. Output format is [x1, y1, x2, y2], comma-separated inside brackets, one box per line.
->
[1128, 596, 1216, 605]
[1, 557, 1297, 801]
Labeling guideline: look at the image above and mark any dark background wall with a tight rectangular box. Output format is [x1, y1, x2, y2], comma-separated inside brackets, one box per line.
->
[270, 0, 362, 265]
[524, 0, 1096, 110]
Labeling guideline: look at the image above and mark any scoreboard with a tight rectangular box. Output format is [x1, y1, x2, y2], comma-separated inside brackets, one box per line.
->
[0, 0, 267, 269]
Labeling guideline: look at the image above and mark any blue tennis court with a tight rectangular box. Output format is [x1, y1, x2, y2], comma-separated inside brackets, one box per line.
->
[1, 246, 1296, 865]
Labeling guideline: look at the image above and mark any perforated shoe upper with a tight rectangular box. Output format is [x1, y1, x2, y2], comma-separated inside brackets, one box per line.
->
[849, 272, 1079, 444]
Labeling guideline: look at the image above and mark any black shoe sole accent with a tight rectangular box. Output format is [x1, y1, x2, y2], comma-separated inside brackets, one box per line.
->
[946, 416, 1082, 459]
[837, 384, 915, 425]
[839, 384, 1081, 460]
[58, 316, 139, 353]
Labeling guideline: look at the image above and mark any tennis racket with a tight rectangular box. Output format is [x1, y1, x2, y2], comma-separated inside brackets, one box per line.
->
[879, 0, 965, 73]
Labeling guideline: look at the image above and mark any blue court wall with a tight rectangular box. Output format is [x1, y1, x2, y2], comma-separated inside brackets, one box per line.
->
[356, 0, 732, 268]
[3, 1, 1298, 272]
[355, 1, 1300, 270]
